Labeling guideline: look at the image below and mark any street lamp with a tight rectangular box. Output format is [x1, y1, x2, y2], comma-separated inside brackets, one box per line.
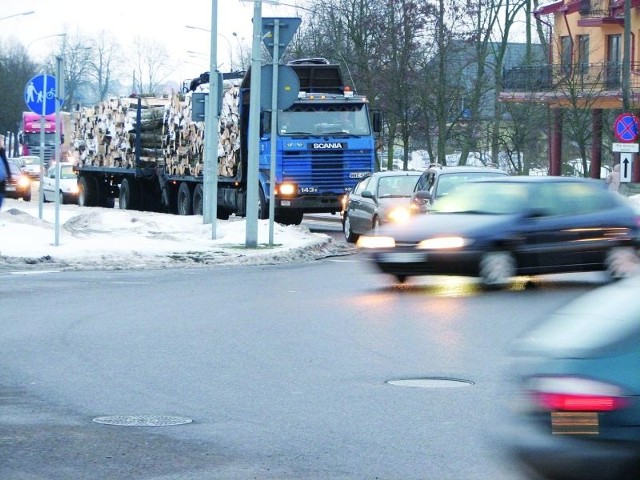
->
[27, 33, 66, 51]
[0, 10, 35, 22]
[185, 25, 234, 71]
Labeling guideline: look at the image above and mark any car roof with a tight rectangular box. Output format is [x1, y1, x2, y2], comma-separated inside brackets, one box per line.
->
[426, 164, 508, 174]
[470, 175, 601, 184]
[372, 170, 422, 177]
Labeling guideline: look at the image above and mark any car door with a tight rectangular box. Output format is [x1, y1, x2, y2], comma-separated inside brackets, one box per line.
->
[42, 167, 55, 201]
[346, 176, 371, 234]
[516, 182, 599, 272]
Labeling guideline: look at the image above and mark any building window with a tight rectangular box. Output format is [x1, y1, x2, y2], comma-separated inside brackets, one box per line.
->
[561, 36, 572, 75]
[577, 35, 589, 75]
[607, 34, 622, 88]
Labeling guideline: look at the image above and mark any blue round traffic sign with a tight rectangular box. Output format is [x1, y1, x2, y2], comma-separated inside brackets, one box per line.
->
[24, 74, 58, 115]
[614, 112, 639, 143]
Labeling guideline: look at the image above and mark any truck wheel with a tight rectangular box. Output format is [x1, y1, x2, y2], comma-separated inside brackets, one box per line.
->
[192, 184, 204, 216]
[78, 176, 97, 207]
[119, 178, 140, 210]
[177, 182, 192, 215]
[258, 187, 268, 220]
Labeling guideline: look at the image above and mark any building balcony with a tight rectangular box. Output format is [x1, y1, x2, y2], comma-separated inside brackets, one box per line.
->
[501, 62, 640, 108]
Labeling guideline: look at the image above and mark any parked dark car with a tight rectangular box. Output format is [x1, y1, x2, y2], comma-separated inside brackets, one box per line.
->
[357, 176, 640, 286]
[342, 170, 422, 243]
[503, 275, 640, 480]
[410, 163, 509, 214]
[4, 161, 32, 201]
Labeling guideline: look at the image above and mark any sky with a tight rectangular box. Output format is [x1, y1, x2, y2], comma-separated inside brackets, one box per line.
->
[0, 0, 311, 84]
[0, 197, 348, 271]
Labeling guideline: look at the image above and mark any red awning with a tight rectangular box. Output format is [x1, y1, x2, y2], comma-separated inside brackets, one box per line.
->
[534, 0, 564, 16]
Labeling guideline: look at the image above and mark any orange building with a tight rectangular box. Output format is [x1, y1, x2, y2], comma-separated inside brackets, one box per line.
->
[501, 0, 640, 181]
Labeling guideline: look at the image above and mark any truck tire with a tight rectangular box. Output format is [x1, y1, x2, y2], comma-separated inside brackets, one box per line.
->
[119, 178, 140, 210]
[192, 184, 204, 215]
[258, 187, 268, 220]
[78, 176, 97, 207]
[177, 182, 192, 215]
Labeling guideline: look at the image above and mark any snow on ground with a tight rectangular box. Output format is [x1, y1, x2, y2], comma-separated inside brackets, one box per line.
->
[0, 198, 351, 271]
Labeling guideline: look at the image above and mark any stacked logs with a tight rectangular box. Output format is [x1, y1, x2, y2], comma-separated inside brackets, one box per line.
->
[70, 79, 241, 178]
[162, 79, 241, 178]
[71, 96, 168, 168]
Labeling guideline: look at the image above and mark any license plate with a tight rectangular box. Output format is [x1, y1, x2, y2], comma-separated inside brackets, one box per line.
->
[378, 252, 427, 263]
[551, 411, 599, 435]
[5, 185, 16, 192]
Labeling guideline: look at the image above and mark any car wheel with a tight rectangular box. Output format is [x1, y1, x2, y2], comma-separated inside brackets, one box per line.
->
[479, 251, 516, 288]
[605, 246, 640, 280]
[343, 213, 359, 243]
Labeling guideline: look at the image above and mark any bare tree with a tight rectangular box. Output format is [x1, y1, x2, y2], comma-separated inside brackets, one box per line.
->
[130, 37, 171, 96]
[87, 31, 123, 102]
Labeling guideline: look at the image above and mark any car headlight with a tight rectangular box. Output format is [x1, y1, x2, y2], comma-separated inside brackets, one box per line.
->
[387, 206, 411, 223]
[417, 236, 472, 249]
[356, 235, 396, 249]
[18, 177, 30, 188]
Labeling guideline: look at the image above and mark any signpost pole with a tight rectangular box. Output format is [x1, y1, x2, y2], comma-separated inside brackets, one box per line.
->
[268, 20, 280, 245]
[246, 0, 262, 248]
[38, 76, 47, 220]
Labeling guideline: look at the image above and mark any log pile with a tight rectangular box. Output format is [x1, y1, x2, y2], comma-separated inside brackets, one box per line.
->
[70, 79, 242, 178]
[162, 79, 242, 178]
[71, 96, 169, 168]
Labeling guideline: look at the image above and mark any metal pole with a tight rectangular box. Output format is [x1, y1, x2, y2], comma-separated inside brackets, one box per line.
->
[210, 0, 220, 238]
[268, 20, 280, 245]
[38, 75, 46, 221]
[623, 0, 631, 111]
[54, 56, 63, 246]
[246, 0, 262, 248]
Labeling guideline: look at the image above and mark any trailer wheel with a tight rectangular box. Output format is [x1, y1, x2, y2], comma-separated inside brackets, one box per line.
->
[192, 184, 204, 216]
[119, 178, 140, 210]
[78, 176, 97, 207]
[177, 182, 192, 215]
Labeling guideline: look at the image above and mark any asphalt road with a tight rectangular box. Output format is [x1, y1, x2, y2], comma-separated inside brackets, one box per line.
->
[0, 251, 608, 479]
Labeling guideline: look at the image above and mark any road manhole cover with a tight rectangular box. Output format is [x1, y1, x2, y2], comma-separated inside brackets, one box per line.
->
[92, 415, 193, 426]
[387, 377, 474, 388]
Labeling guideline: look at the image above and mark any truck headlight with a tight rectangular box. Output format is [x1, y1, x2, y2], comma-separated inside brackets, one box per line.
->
[278, 183, 297, 196]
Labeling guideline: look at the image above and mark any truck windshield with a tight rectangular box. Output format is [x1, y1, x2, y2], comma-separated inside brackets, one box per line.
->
[279, 104, 370, 136]
[22, 133, 57, 146]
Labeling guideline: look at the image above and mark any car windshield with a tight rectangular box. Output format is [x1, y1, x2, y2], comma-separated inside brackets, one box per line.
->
[435, 172, 507, 198]
[377, 175, 420, 197]
[21, 157, 39, 166]
[432, 182, 529, 214]
[57, 165, 76, 179]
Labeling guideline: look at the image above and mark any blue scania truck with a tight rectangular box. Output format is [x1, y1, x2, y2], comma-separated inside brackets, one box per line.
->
[75, 58, 380, 225]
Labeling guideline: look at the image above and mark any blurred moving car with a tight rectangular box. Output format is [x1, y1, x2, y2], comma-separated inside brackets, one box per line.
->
[42, 163, 79, 204]
[5, 161, 31, 201]
[18, 155, 43, 179]
[342, 170, 422, 243]
[357, 176, 640, 286]
[504, 276, 640, 480]
[410, 164, 509, 214]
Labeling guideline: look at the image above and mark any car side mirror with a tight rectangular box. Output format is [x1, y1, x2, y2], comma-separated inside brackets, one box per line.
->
[362, 190, 375, 199]
[414, 190, 432, 201]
